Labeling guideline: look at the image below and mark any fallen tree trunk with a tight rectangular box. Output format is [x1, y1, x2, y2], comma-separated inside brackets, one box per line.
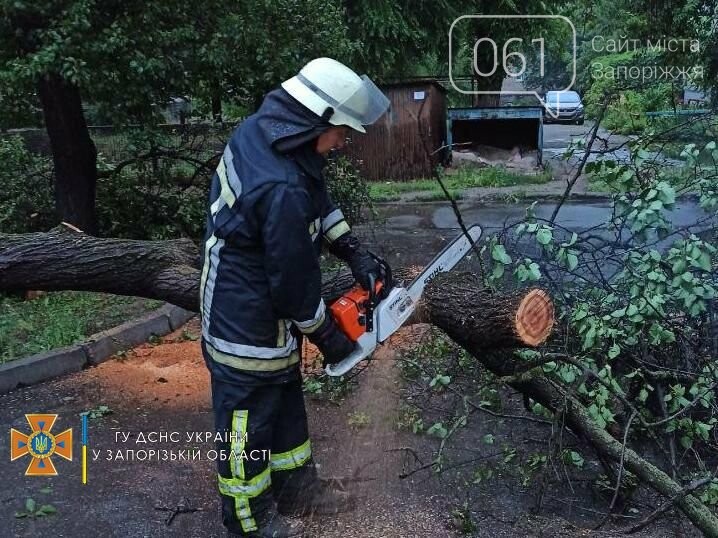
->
[0, 226, 200, 310]
[0, 228, 554, 348]
[0, 226, 424, 310]
[1, 228, 716, 535]
[423, 272, 718, 538]
[420, 279, 554, 348]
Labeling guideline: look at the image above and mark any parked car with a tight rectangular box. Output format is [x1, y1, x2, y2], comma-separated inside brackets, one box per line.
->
[543, 90, 584, 124]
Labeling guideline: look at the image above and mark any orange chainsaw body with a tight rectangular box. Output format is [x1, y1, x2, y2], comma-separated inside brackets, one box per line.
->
[330, 282, 384, 342]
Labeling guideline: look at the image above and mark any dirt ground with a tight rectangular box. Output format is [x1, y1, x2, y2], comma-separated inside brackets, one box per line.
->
[0, 317, 700, 537]
[0, 320, 453, 538]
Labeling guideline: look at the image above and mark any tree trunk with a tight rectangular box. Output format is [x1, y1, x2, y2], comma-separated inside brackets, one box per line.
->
[210, 78, 223, 123]
[0, 226, 199, 310]
[421, 273, 554, 347]
[37, 74, 98, 234]
[0, 229, 556, 340]
[469, 20, 504, 107]
[1, 228, 717, 536]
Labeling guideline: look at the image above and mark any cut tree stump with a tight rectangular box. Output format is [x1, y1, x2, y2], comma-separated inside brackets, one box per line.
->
[421, 272, 554, 349]
[515, 289, 554, 346]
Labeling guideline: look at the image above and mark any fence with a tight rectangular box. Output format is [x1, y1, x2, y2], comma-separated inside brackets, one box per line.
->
[3, 122, 238, 164]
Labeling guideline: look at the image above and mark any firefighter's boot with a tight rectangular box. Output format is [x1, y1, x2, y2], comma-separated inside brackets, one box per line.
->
[274, 465, 356, 516]
[228, 510, 305, 538]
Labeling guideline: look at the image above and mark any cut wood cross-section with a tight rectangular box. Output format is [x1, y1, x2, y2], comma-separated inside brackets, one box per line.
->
[420, 271, 554, 350]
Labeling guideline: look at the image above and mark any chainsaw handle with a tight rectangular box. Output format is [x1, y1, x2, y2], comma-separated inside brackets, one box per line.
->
[367, 250, 393, 296]
[368, 273, 377, 304]
[365, 273, 377, 332]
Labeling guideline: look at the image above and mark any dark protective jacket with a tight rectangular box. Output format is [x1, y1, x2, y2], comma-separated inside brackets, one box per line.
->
[200, 89, 351, 385]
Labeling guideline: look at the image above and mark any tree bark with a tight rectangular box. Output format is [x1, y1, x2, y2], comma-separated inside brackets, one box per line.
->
[0, 229, 554, 343]
[37, 74, 98, 234]
[470, 20, 504, 107]
[0, 226, 199, 310]
[210, 78, 223, 123]
[421, 273, 554, 347]
[1, 228, 717, 536]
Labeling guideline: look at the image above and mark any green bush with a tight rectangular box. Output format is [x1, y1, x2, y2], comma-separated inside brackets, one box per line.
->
[325, 155, 372, 226]
[602, 91, 649, 133]
[0, 136, 55, 233]
[583, 52, 672, 135]
[1, 130, 372, 240]
[486, 138, 718, 458]
[96, 128, 212, 240]
[97, 166, 208, 240]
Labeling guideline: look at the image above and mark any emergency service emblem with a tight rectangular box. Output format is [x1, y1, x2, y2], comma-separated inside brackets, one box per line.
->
[10, 414, 73, 476]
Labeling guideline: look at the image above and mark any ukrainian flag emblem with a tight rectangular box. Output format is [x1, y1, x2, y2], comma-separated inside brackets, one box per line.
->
[10, 414, 73, 476]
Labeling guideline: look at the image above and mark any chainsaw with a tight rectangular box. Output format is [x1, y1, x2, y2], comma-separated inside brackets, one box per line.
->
[326, 224, 482, 376]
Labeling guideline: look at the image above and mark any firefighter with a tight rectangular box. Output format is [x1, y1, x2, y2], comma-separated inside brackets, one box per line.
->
[200, 58, 391, 537]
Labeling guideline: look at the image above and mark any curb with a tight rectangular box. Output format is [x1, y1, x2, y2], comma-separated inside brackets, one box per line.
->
[372, 194, 614, 206]
[0, 304, 196, 395]
[373, 192, 699, 206]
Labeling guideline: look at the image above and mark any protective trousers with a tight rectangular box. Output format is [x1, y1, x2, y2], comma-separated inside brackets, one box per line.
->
[210, 373, 316, 535]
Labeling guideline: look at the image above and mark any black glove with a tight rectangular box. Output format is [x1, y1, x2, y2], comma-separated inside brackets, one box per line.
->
[348, 250, 382, 291]
[330, 232, 390, 291]
[307, 316, 354, 365]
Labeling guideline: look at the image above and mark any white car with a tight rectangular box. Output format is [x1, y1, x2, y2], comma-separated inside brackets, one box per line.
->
[543, 91, 585, 125]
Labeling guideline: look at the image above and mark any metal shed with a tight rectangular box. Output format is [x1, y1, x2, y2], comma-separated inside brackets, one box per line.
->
[447, 107, 543, 164]
[344, 80, 447, 181]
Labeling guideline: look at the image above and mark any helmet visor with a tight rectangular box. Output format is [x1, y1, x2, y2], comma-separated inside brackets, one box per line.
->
[338, 75, 390, 126]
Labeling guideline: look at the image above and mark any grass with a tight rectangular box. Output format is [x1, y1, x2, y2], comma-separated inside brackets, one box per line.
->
[0, 291, 164, 363]
[369, 165, 552, 202]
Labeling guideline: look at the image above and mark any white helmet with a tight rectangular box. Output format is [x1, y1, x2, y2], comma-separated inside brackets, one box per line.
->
[282, 57, 390, 133]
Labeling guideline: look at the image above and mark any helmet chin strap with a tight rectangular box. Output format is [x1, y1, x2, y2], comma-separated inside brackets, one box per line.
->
[320, 106, 335, 123]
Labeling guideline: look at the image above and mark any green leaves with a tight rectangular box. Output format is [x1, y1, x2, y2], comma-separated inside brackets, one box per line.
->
[487, 239, 513, 283]
[15, 498, 56, 519]
[648, 323, 675, 345]
[491, 244, 512, 265]
[557, 365, 578, 384]
[427, 422, 448, 439]
[429, 374, 451, 389]
[84, 405, 112, 420]
[566, 252, 579, 270]
[37, 504, 57, 516]
[656, 181, 676, 206]
[536, 228, 553, 245]
[562, 450, 584, 469]
[587, 401, 615, 430]
[515, 260, 541, 282]
[1, 0, 356, 127]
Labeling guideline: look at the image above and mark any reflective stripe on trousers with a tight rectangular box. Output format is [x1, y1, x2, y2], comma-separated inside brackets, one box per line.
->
[216, 410, 268, 533]
[270, 439, 312, 472]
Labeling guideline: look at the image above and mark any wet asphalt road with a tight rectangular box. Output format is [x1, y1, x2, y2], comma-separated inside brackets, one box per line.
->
[356, 198, 715, 275]
[372, 198, 713, 235]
